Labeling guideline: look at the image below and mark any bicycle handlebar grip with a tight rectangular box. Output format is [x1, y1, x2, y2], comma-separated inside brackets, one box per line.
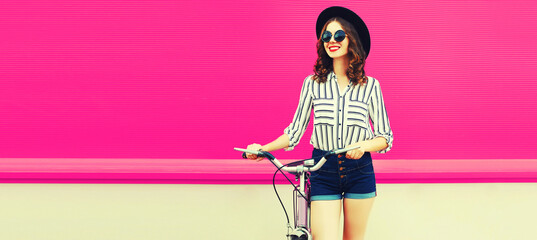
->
[242, 151, 264, 159]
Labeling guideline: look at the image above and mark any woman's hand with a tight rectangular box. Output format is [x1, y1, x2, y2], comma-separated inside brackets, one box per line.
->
[345, 143, 365, 159]
[246, 143, 265, 162]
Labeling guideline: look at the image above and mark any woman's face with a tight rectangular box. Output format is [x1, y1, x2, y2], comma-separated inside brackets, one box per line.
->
[323, 21, 349, 60]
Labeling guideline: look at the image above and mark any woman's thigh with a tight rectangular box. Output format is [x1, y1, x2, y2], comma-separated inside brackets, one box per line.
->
[343, 197, 375, 240]
[311, 200, 342, 240]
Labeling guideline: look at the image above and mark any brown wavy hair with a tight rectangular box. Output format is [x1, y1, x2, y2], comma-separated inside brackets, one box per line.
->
[313, 17, 368, 86]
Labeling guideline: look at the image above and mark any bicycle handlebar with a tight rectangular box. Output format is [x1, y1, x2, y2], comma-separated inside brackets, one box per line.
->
[233, 146, 360, 173]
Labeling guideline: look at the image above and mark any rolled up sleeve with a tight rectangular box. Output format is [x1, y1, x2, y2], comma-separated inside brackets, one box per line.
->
[368, 79, 393, 153]
[284, 76, 313, 151]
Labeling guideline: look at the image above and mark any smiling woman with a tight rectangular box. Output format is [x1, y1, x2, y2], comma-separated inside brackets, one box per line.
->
[243, 6, 393, 240]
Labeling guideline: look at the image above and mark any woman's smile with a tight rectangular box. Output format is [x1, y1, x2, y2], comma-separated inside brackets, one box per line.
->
[328, 45, 340, 52]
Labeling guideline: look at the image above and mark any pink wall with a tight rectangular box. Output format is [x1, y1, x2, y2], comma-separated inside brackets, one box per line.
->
[1, 0, 536, 161]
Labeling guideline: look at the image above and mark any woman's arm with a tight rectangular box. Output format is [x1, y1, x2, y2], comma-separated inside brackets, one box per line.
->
[246, 134, 290, 161]
[368, 79, 394, 153]
[262, 133, 290, 152]
[344, 137, 388, 159]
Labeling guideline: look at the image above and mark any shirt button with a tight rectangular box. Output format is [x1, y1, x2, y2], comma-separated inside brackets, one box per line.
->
[339, 167, 344, 171]
[340, 175, 344, 178]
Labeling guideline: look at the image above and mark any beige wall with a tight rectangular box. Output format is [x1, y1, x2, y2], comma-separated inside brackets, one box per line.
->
[1, 183, 536, 240]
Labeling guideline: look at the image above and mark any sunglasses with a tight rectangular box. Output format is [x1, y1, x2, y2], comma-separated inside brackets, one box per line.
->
[321, 30, 346, 43]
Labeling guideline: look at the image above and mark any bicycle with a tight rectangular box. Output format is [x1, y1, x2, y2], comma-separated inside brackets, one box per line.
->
[234, 146, 360, 240]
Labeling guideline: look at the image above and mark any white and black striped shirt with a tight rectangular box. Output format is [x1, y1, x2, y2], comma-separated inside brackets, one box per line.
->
[284, 72, 393, 153]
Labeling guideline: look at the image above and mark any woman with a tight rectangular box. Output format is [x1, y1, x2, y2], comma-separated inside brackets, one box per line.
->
[246, 6, 393, 240]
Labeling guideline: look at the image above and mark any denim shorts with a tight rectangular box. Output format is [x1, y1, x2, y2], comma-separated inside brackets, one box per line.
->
[309, 148, 377, 201]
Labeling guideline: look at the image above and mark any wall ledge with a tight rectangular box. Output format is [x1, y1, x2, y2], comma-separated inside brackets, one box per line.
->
[1, 158, 536, 184]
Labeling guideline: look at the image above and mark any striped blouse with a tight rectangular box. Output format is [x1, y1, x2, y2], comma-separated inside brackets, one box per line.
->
[284, 72, 393, 153]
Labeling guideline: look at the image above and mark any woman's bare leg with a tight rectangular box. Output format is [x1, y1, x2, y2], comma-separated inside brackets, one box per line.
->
[311, 200, 342, 240]
[342, 197, 375, 240]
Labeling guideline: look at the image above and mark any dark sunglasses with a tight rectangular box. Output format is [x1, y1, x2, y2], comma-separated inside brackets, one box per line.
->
[321, 30, 346, 43]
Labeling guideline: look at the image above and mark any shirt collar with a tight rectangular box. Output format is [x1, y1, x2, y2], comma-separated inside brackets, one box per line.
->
[328, 71, 336, 81]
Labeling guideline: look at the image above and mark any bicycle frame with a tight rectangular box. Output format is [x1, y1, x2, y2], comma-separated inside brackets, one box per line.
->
[234, 146, 359, 240]
[290, 164, 312, 240]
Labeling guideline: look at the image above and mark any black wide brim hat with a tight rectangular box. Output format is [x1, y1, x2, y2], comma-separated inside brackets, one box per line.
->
[316, 6, 371, 59]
